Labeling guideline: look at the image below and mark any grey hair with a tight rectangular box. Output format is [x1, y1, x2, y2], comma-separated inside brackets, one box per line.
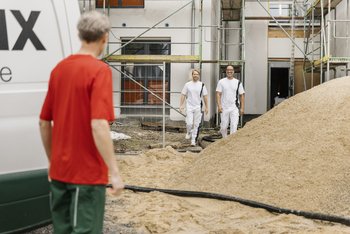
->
[77, 11, 111, 43]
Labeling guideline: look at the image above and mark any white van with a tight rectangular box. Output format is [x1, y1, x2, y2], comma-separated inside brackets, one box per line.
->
[0, 0, 80, 232]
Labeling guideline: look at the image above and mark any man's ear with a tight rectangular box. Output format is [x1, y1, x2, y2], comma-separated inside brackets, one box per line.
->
[99, 33, 108, 45]
[103, 33, 109, 43]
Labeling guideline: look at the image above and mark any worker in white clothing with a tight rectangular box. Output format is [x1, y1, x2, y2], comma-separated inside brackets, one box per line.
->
[180, 69, 209, 146]
[274, 92, 286, 106]
[216, 65, 245, 138]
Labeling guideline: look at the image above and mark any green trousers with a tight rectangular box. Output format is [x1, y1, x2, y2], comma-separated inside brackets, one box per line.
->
[50, 180, 106, 234]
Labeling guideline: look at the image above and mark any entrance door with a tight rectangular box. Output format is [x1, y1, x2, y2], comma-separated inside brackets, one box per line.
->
[269, 62, 289, 109]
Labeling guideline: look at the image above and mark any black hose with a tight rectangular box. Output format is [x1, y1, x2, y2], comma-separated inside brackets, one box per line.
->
[201, 134, 222, 142]
[201, 136, 216, 142]
[107, 184, 350, 226]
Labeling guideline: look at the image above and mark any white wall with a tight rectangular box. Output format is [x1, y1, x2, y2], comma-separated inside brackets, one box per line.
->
[245, 1, 270, 17]
[245, 1, 305, 60]
[225, 21, 240, 60]
[103, 0, 350, 117]
[243, 2, 270, 114]
[103, 1, 192, 120]
[104, 0, 219, 121]
[221, 2, 270, 115]
[245, 20, 268, 114]
[207, 0, 220, 122]
[335, 0, 350, 58]
[268, 38, 304, 58]
[322, 0, 350, 79]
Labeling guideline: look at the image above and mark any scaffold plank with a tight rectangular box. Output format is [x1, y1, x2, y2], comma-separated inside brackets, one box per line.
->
[105, 55, 200, 63]
[313, 56, 350, 67]
[203, 60, 245, 65]
[305, 56, 350, 72]
[306, 0, 343, 17]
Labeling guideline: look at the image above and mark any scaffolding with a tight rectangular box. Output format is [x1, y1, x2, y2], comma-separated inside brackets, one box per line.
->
[219, 0, 246, 127]
[78, 0, 246, 145]
[79, 0, 246, 119]
[303, 0, 350, 85]
[220, 0, 246, 84]
[256, 0, 307, 98]
[289, 0, 296, 96]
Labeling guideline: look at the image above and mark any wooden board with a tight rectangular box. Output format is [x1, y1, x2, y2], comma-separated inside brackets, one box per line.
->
[141, 121, 186, 132]
[268, 29, 305, 38]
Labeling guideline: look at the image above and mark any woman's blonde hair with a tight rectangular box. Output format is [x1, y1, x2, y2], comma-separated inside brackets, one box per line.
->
[192, 69, 200, 76]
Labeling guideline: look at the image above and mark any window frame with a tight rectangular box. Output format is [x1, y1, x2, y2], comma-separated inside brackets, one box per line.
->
[95, 0, 145, 9]
[120, 39, 171, 111]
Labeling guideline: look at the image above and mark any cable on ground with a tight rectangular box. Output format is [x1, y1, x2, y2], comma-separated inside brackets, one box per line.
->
[107, 184, 350, 226]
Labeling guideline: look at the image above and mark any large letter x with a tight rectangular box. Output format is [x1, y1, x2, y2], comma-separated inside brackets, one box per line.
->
[11, 10, 46, 50]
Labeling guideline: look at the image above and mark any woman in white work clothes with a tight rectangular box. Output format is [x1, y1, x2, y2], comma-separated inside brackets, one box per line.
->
[216, 65, 245, 137]
[180, 69, 208, 146]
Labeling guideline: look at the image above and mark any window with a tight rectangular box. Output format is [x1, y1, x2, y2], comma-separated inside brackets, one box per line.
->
[269, 4, 291, 17]
[96, 0, 144, 8]
[121, 40, 171, 115]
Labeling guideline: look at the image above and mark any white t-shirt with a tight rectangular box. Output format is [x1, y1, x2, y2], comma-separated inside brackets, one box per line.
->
[274, 96, 286, 106]
[216, 77, 245, 109]
[181, 81, 208, 109]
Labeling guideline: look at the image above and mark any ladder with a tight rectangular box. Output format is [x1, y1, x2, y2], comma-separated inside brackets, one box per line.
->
[289, 0, 296, 97]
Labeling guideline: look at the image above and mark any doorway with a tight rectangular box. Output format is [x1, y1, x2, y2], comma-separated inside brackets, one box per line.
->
[269, 63, 289, 109]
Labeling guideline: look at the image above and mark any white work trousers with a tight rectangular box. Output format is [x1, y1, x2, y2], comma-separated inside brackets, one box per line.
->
[220, 108, 239, 138]
[186, 107, 202, 142]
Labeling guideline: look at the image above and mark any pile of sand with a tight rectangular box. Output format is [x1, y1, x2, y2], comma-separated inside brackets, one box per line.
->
[33, 78, 350, 233]
[168, 77, 350, 215]
[111, 147, 350, 233]
[118, 146, 197, 188]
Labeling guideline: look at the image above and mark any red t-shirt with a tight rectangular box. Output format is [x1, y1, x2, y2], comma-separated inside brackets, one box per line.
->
[40, 54, 115, 185]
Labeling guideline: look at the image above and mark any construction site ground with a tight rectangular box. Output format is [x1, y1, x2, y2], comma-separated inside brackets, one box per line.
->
[30, 86, 350, 234]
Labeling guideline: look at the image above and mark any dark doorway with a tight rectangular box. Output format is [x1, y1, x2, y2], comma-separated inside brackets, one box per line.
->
[270, 67, 289, 108]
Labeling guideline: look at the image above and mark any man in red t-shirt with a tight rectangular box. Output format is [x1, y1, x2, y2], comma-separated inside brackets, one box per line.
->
[39, 11, 124, 233]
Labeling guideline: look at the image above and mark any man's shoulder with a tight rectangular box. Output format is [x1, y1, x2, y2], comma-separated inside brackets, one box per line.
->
[82, 56, 109, 71]
[184, 81, 192, 87]
[58, 54, 108, 70]
[218, 78, 226, 83]
[228, 78, 240, 84]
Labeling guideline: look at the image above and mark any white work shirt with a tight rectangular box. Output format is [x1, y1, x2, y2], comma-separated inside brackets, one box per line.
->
[181, 81, 208, 110]
[274, 96, 286, 106]
[216, 77, 245, 109]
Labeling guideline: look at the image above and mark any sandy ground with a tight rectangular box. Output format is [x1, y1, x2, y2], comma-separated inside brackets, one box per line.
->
[30, 77, 350, 233]
[169, 77, 350, 215]
[104, 77, 350, 233]
[104, 146, 350, 233]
